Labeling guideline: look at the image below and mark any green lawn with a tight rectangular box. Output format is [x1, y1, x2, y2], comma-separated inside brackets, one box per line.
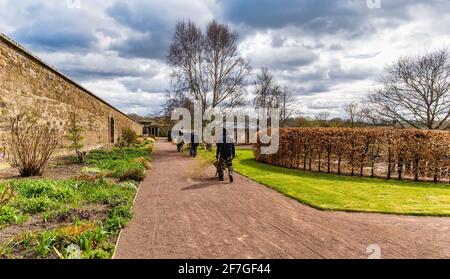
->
[201, 149, 450, 216]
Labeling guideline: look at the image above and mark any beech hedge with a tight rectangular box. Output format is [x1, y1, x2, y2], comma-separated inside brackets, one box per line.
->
[255, 128, 450, 183]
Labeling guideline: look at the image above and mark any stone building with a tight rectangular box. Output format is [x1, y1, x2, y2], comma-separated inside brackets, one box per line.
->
[0, 33, 142, 150]
[139, 118, 170, 137]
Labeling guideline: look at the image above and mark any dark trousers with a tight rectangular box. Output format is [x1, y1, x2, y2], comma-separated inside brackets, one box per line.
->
[189, 144, 198, 157]
[217, 157, 233, 178]
[177, 142, 184, 152]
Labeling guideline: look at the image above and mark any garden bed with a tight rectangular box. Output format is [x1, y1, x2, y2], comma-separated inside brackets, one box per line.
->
[0, 138, 155, 259]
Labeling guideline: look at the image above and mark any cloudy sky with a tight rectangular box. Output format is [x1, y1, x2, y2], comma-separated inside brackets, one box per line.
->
[1, 0, 449, 118]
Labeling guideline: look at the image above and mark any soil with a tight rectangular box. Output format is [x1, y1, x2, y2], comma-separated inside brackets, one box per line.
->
[114, 139, 450, 259]
[0, 204, 109, 245]
[0, 156, 84, 181]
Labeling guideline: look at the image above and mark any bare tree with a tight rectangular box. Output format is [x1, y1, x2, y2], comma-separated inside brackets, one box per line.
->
[205, 20, 250, 108]
[167, 21, 206, 109]
[315, 112, 330, 122]
[279, 85, 295, 126]
[167, 20, 250, 115]
[161, 90, 194, 120]
[345, 102, 360, 127]
[253, 67, 273, 111]
[368, 49, 450, 130]
[253, 68, 295, 126]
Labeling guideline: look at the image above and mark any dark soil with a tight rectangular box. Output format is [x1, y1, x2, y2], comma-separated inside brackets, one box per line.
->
[0, 156, 84, 181]
[0, 204, 109, 245]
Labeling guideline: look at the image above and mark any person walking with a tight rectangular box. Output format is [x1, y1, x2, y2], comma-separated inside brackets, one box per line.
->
[176, 130, 184, 152]
[189, 133, 199, 157]
[216, 128, 236, 183]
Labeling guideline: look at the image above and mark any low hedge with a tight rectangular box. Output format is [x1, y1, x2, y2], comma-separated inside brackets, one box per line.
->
[255, 128, 450, 182]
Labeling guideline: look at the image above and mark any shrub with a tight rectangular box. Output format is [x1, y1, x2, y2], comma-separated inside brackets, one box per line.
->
[119, 168, 145, 182]
[255, 128, 450, 182]
[134, 157, 151, 169]
[6, 114, 59, 177]
[147, 142, 155, 154]
[135, 137, 144, 145]
[120, 127, 138, 147]
[65, 113, 85, 163]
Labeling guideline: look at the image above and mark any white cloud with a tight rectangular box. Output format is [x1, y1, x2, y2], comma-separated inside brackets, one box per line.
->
[1, 0, 449, 117]
[82, 79, 166, 116]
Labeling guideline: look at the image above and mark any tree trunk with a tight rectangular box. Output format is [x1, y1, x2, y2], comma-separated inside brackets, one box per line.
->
[318, 152, 321, 172]
[397, 158, 403, 180]
[387, 146, 392, 180]
[327, 150, 331, 173]
[337, 155, 342, 175]
[414, 158, 420, 182]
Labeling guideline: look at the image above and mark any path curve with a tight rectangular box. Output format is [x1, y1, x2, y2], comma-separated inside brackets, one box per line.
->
[115, 139, 450, 259]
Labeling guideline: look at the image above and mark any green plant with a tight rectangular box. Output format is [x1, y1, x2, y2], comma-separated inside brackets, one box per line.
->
[85, 147, 150, 181]
[15, 231, 36, 249]
[34, 231, 59, 256]
[0, 242, 13, 258]
[117, 181, 139, 191]
[86, 184, 134, 207]
[86, 248, 111, 259]
[109, 205, 133, 220]
[134, 157, 151, 169]
[104, 216, 127, 232]
[1, 185, 16, 206]
[42, 206, 71, 222]
[10, 180, 76, 202]
[75, 173, 100, 183]
[66, 112, 85, 163]
[76, 226, 108, 255]
[81, 166, 103, 175]
[0, 206, 20, 226]
[0, 142, 151, 259]
[120, 127, 138, 147]
[119, 168, 145, 182]
[15, 196, 58, 214]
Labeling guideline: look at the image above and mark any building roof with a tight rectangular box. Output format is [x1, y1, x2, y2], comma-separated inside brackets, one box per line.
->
[0, 33, 141, 126]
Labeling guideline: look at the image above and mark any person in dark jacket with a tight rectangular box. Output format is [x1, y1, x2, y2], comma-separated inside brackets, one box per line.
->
[176, 130, 184, 152]
[189, 133, 199, 157]
[216, 128, 236, 182]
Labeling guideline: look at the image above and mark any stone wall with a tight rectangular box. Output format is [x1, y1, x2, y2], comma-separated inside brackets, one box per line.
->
[0, 34, 142, 152]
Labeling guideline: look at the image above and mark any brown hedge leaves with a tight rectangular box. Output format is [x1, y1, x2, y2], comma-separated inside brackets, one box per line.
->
[255, 128, 450, 183]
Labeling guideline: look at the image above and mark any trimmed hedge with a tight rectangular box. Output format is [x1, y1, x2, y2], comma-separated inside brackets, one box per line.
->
[255, 128, 450, 183]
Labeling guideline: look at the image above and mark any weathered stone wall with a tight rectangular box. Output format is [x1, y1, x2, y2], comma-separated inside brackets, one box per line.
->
[0, 34, 142, 152]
